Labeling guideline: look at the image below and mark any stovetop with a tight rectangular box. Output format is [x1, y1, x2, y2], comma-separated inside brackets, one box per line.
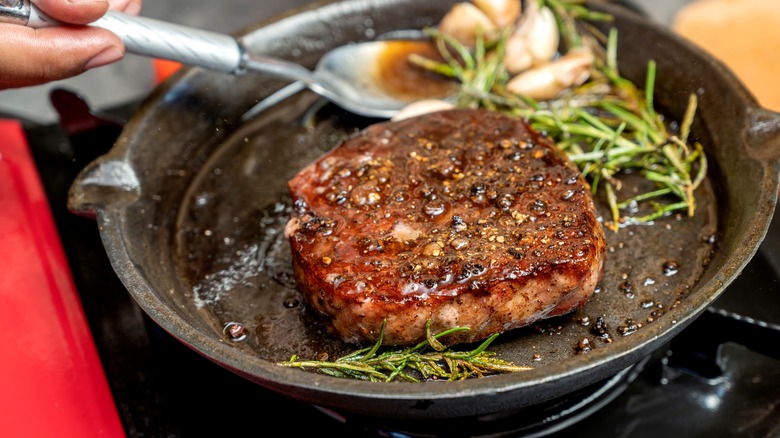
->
[14, 90, 780, 437]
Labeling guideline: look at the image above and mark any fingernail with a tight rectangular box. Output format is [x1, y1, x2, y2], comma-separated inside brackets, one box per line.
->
[85, 46, 124, 69]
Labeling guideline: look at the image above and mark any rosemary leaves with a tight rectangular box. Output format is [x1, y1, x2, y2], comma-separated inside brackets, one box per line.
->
[279, 320, 531, 382]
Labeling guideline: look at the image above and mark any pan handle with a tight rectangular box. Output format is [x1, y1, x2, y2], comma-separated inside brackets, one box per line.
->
[747, 107, 780, 165]
[67, 158, 141, 218]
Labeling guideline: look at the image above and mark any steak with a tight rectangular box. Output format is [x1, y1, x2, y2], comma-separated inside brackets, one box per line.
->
[285, 108, 606, 346]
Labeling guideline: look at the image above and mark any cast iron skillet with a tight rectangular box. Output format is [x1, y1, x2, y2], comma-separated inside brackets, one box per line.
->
[67, 0, 780, 419]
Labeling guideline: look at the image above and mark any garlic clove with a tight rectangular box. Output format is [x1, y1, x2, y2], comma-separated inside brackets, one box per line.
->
[472, 0, 521, 28]
[506, 68, 561, 101]
[438, 2, 498, 47]
[391, 99, 456, 122]
[503, 3, 560, 74]
[506, 48, 594, 101]
[527, 7, 559, 64]
[504, 31, 534, 73]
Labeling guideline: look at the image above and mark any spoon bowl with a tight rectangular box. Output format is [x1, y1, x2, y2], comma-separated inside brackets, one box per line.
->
[245, 41, 418, 119]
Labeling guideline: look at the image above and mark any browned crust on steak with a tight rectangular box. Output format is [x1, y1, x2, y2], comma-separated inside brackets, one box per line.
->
[286, 108, 606, 346]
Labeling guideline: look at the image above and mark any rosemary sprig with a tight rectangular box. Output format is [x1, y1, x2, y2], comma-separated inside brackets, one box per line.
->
[278, 320, 532, 382]
[408, 1, 708, 231]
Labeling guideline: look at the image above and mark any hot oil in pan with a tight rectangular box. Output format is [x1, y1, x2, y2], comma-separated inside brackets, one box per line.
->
[173, 92, 719, 368]
[174, 93, 373, 361]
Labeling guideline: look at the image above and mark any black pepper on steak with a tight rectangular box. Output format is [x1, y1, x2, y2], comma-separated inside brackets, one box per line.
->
[284, 108, 606, 346]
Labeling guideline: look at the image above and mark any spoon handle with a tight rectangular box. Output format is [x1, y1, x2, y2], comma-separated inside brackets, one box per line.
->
[1, 0, 244, 73]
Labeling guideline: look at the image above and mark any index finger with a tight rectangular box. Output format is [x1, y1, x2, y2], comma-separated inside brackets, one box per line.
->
[31, 0, 110, 25]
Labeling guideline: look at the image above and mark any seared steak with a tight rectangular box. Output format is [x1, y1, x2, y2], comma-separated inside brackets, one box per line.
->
[285, 108, 606, 346]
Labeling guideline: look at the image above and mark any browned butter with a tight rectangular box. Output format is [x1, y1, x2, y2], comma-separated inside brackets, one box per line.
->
[371, 40, 458, 102]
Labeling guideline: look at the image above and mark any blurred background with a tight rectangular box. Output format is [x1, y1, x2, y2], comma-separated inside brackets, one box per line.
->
[0, 0, 704, 125]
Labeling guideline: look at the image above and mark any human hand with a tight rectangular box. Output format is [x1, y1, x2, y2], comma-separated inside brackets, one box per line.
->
[0, 0, 142, 89]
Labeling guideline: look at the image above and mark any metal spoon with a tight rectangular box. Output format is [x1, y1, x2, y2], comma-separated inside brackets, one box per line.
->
[0, 0, 419, 119]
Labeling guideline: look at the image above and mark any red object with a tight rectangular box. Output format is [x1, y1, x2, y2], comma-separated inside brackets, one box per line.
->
[153, 58, 183, 83]
[0, 120, 125, 437]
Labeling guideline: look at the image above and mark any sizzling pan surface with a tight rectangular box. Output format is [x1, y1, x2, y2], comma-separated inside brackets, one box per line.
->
[68, 0, 780, 419]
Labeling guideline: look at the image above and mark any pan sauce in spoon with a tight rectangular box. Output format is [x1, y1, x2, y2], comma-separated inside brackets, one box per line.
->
[370, 40, 458, 102]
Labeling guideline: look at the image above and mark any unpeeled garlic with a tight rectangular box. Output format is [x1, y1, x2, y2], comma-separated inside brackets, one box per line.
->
[392, 99, 456, 122]
[504, 3, 559, 74]
[438, 2, 499, 47]
[472, 0, 521, 28]
[506, 48, 594, 101]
